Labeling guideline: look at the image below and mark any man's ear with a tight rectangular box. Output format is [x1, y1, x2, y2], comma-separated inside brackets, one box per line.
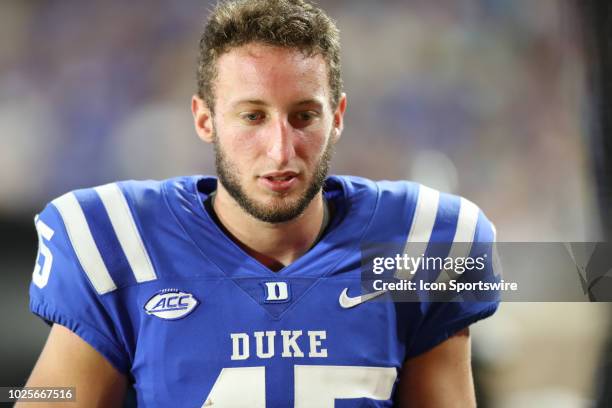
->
[191, 95, 214, 143]
[332, 93, 347, 143]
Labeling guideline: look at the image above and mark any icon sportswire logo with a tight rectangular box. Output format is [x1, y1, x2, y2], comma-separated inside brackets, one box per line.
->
[144, 289, 199, 320]
[338, 288, 386, 309]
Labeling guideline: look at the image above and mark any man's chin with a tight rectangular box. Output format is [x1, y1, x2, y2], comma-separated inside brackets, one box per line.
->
[220, 175, 323, 223]
[244, 193, 312, 223]
[256, 198, 304, 215]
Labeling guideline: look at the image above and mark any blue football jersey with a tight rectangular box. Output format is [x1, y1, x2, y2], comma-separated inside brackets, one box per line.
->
[29, 175, 499, 407]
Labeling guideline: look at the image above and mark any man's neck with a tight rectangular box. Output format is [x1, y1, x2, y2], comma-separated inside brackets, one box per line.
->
[212, 185, 326, 271]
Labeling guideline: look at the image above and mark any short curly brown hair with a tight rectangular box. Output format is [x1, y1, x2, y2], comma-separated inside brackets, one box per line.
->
[197, 0, 342, 112]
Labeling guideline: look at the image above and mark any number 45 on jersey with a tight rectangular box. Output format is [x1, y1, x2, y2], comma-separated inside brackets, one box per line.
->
[203, 364, 396, 407]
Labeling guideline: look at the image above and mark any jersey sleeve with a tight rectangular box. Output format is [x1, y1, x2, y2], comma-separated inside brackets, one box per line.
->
[29, 195, 130, 374]
[405, 208, 500, 358]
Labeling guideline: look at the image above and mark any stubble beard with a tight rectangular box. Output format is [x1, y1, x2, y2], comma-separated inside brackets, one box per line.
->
[213, 130, 334, 224]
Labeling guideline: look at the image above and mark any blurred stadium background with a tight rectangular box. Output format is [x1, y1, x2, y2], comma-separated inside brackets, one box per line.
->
[0, 0, 609, 407]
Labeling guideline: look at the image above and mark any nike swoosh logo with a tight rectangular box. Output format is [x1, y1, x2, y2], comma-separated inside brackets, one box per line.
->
[338, 288, 386, 309]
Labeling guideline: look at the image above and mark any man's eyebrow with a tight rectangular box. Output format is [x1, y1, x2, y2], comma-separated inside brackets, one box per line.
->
[294, 99, 325, 109]
[294, 99, 324, 108]
[231, 99, 324, 108]
[232, 99, 268, 107]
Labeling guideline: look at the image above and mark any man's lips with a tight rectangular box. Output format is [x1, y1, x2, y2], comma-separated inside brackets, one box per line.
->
[261, 171, 298, 181]
[259, 171, 299, 192]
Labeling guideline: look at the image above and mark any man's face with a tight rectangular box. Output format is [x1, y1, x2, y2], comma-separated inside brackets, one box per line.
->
[196, 43, 346, 223]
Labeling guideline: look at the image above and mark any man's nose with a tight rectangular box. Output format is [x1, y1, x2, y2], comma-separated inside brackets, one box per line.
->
[266, 118, 296, 166]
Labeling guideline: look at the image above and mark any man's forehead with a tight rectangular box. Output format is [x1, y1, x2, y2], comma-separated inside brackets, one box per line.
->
[219, 42, 324, 66]
[214, 43, 330, 106]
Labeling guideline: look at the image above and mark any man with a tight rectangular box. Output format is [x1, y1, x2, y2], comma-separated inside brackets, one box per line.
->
[22, 0, 499, 406]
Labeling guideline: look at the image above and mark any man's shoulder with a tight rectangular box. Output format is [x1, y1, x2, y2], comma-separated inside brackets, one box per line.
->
[31, 175, 213, 305]
[334, 175, 484, 212]
[329, 174, 418, 199]
[43, 175, 202, 215]
[332, 175, 495, 244]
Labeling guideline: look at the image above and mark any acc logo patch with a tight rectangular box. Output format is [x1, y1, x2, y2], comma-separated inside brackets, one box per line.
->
[144, 289, 199, 320]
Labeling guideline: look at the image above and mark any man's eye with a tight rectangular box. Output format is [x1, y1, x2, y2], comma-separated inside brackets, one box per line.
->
[290, 111, 319, 128]
[297, 112, 315, 121]
[241, 112, 264, 122]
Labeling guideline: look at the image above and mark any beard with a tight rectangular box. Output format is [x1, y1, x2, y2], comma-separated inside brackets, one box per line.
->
[213, 130, 333, 224]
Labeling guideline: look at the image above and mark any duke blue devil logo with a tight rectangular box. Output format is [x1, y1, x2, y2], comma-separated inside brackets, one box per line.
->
[144, 289, 199, 320]
[263, 281, 290, 302]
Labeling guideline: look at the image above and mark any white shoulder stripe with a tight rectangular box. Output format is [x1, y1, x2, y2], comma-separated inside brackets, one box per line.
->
[396, 185, 440, 280]
[52, 193, 117, 295]
[94, 183, 157, 283]
[451, 197, 480, 244]
[436, 197, 479, 284]
[490, 224, 502, 277]
[407, 184, 440, 243]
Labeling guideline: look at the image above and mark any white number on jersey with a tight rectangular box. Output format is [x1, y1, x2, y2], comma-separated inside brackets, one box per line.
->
[33, 217, 55, 289]
[202, 364, 396, 407]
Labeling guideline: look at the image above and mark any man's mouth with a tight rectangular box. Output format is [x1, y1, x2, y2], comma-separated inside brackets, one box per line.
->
[261, 171, 298, 181]
[259, 172, 299, 192]
[265, 175, 294, 181]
